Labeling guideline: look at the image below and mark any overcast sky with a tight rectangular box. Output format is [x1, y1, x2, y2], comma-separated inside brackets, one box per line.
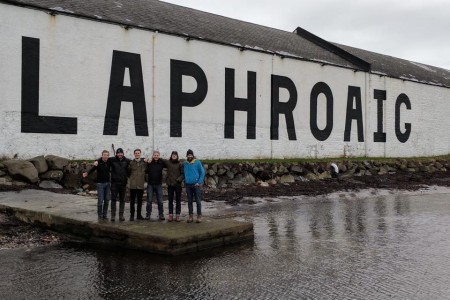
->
[163, 0, 450, 70]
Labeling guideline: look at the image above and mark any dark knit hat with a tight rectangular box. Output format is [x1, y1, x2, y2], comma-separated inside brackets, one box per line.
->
[116, 148, 124, 154]
[171, 151, 178, 156]
[186, 149, 194, 156]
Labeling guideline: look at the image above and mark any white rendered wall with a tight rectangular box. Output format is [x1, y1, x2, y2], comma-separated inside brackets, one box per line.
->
[0, 4, 449, 160]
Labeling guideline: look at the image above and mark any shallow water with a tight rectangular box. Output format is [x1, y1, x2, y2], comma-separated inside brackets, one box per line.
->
[2, 190, 450, 299]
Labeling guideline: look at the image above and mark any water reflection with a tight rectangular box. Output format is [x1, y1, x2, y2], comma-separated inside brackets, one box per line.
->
[2, 192, 450, 299]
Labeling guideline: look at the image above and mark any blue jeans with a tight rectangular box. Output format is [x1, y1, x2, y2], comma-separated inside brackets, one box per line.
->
[146, 184, 163, 217]
[168, 185, 182, 215]
[186, 184, 201, 215]
[97, 182, 110, 218]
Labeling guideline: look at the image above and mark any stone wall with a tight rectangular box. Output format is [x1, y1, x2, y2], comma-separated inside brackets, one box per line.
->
[0, 156, 448, 191]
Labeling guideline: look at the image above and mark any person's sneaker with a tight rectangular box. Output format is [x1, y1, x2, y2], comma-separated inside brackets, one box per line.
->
[144, 215, 150, 220]
[168, 214, 173, 222]
[187, 215, 193, 223]
[119, 217, 125, 222]
[137, 215, 144, 220]
[159, 215, 165, 221]
[111, 218, 115, 222]
[196, 215, 203, 223]
[175, 215, 181, 222]
[130, 216, 135, 221]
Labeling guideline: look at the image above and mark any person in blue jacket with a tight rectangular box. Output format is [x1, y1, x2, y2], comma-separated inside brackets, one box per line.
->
[183, 149, 205, 223]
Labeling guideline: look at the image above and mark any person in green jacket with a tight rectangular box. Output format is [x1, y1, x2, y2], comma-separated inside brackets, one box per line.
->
[128, 149, 146, 221]
[166, 151, 184, 222]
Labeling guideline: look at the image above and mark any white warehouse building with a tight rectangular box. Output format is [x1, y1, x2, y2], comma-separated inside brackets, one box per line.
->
[1, 0, 449, 159]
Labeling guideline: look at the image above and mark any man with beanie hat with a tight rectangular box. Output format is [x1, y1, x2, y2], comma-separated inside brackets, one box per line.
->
[108, 148, 130, 221]
[183, 149, 205, 223]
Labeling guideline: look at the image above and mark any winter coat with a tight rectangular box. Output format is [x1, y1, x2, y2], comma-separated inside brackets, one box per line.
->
[166, 159, 183, 186]
[146, 159, 166, 185]
[109, 156, 130, 184]
[88, 158, 111, 183]
[128, 158, 146, 189]
[183, 159, 205, 185]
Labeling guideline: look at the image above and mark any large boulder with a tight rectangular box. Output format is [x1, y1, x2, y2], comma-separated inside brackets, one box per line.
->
[40, 170, 64, 182]
[28, 155, 49, 174]
[45, 155, 69, 170]
[3, 160, 39, 183]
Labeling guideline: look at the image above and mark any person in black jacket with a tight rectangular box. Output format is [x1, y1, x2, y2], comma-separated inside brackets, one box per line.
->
[108, 148, 130, 222]
[145, 150, 166, 220]
[83, 150, 111, 220]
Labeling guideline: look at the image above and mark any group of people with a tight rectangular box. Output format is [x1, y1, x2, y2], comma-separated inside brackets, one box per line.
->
[82, 148, 205, 223]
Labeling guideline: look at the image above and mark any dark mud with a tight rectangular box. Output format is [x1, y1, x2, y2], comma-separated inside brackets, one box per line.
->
[202, 169, 450, 204]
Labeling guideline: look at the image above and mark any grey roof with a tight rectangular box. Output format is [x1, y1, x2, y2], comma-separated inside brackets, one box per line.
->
[3, 0, 450, 88]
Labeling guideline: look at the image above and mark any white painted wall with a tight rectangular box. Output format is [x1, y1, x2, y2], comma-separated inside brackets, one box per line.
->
[1, 4, 449, 159]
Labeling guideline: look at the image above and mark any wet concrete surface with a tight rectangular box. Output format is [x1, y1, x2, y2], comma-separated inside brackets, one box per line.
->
[0, 190, 253, 254]
[1, 187, 450, 299]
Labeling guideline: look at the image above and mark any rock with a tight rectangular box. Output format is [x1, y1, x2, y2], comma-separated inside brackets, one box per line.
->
[317, 171, 331, 180]
[231, 173, 255, 184]
[217, 168, 227, 176]
[0, 163, 4, 169]
[280, 174, 295, 183]
[61, 173, 81, 189]
[419, 165, 429, 172]
[45, 155, 69, 170]
[205, 176, 217, 188]
[211, 164, 218, 173]
[378, 167, 388, 175]
[226, 170, 235, 179]
[278, 165, 289, 174]
[207, 169, 216, 176]
[305, 173, 319, 181]
[3, 160, 39, 183]
[0, 178, 6, 184]
[39, 180, 63, 189]
[88, 190, 98, 195]
[369, 168, 379, 175]
[0, 170, 6, 177]
[266, 179, 277, 185]
[28, 156, 49, 174]
[435, 162, 443, 169]
[40, 170, 64, 182]
[12, 181, 28, 186]
[259, 181, 270, 187]
[289, 165, 304, 174]
[202, 164, 209, 170]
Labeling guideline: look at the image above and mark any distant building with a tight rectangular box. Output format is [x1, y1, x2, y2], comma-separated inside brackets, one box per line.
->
[1, 0, 449, 159]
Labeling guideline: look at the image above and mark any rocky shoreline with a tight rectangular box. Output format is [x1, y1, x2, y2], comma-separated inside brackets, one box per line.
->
[0, 155, 449, 191]
[1, 155, 450, 250]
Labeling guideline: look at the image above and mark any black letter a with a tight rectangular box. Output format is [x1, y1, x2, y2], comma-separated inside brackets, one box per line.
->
[103, 51, 148, 136]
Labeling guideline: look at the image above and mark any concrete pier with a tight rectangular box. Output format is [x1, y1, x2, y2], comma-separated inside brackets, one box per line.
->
[0, 190, 254, 255]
